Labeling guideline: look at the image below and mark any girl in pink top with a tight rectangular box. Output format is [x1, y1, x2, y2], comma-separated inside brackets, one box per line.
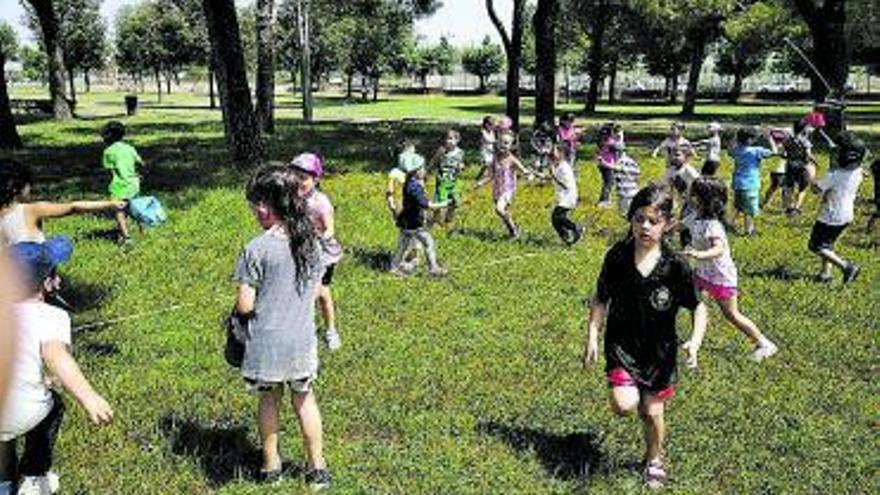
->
[596, 123, 622, 207]
[681, 177, 778, 367]
[476, 129, 532, 239]
[557, 113, 582, 167]
[289, 153, 343, 351]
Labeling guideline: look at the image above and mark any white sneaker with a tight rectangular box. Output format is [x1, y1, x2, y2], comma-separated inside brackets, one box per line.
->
[16, 472, 58, 495]
[325, 329, 342, 351]
[750, 340, 779, 362]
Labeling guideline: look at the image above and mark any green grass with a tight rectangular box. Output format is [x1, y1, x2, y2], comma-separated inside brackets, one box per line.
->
[2, 91, 878, 494]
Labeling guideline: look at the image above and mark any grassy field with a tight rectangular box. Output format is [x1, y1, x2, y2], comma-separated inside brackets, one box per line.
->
[2, 90, 878, 494]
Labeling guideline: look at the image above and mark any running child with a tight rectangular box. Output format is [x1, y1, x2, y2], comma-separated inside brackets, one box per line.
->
[557, 112, 583, 168]
[546, 131, 583, 246]
[386, 144, 426, 272]
[583, 183, 707, 490]
[476, 129, 532, 239]
[761, 128, 789, 211]
[479, 116, 497, 173]
[389, 161, 449, 277]
[100, 121, 144, 246]
[682, 177, 779, 365]
[652, 122, 696, 182]
[429, 129, 465, 226]
[780, 120, 819, 216]
[694, 122, 722, 176]
[234, 166, 331, 490]
[728, 127, 778, 236]
[1, 238, 113, 495]
[596, 123, 623, 207]
[808, 131, 865, 284]
[289, 153, 343, 352]
[609, 150, 641, 218]
[1, 160, 125, 246]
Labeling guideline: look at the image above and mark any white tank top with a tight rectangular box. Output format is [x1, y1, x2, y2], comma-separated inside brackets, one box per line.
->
[0, 204, 46, 245]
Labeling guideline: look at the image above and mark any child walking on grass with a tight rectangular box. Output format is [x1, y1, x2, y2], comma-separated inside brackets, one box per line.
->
[652, 122, 696, 183]
[546, 130, 583, 246]
[808, 132, 865, 284]
[1, 238, 113, 495]
[0, 160, 124, 246]
[234, 166, 331, 491]
[682, 177, 779, 366]
[289, 153, 343, 352]
[729, 127, 778, 236]
[476, 129, 531, 239]
[389, 161, 449, 277]
[583, 183, 707, 490]
[695, 122, 722, 176]
[557, 112, 583, 168]
[100, 121, 143, 246]
[430, 129, 465, 227]
[479, 116, 497, 173]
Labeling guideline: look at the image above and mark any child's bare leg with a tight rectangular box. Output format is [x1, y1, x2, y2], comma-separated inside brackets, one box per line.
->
[639, 395, 666, 462]
[794, 189, 807, 210]
[745, 214, 755, 235]
[717, 295, 763, 345]
[817, 248, 848, 272]
[292, 390, 326, 470]
[258, 387, 284, 472]
[317, 286, 335, 331]
[609, 386, 640, 417]
[115, 210, 130, 239]
[495, 198, 517, 237]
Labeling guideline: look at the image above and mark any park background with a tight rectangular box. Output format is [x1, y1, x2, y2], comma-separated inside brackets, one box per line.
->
[0, 0, 878, 494]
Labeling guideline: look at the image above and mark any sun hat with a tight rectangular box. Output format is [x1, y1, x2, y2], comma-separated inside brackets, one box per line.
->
[9, 236, 73, 289]
[289, 152, 325, 178]
[397, 149, 425, 173]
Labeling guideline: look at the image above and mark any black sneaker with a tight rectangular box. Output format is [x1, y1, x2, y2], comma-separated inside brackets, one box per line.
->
[305, 468, 332, 492]
[842, 263, 861, 284]
[259, 468, 283, 484]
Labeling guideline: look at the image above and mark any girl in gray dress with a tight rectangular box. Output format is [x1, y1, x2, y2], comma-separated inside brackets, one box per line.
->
[234, 166, 331, 491]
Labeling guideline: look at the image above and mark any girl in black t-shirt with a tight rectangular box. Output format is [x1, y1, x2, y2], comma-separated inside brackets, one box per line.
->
[583, 183, 708, 489]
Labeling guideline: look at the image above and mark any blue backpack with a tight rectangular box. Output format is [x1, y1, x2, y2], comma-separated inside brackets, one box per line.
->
[128, 196, 167, 227]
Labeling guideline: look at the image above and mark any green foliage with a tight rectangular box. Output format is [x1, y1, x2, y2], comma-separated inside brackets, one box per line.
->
[19, 45, 48, 83]
[715, 0, 803, 81]
[114, 0, 198, 80]
[460, 36, 505, 91]
[23, 0, 107, 75]
[404, 37, 457, 86]
[0, 22, 17, 60]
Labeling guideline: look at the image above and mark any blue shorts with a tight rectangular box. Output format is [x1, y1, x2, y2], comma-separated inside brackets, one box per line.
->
[734, 189, 759, 217]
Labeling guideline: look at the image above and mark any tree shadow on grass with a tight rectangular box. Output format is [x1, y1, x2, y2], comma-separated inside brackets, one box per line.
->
[477, 421, 611, 483]
[347, 245, 393, 272]
[452, 226, 512, 244]
[56, 275, 114, 314]
[158, 413, 263, 488]
[743, 264, 812, 282]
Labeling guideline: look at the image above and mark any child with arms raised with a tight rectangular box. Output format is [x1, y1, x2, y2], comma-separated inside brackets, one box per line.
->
[234, 166, 331, 490]
[681, 177, 779, 365]
[728, 127, 778, 236]
[288, 153, 343, 352]
[1, 160, 124, 246]
[583, 183, 707, 489]
[1, 238, 113, 495]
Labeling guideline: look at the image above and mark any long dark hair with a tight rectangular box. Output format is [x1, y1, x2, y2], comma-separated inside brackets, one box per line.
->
[690, 176, 727, 220]
[0, 159, 33, 209]
[246, 166, 318, 293]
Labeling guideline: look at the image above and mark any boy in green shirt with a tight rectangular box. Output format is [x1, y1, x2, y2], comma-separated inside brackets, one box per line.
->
[101, 121, 143, 245]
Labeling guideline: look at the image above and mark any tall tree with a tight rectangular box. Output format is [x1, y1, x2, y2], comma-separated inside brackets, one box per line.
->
[572, 0, 618, 113]
[461, 36, 504, 93]
[202, 0, 264, 167]
[790, 0, 848, 101]
[405, 37, 457, 90]
[255, 0, 276, 133]
[0, 23, 22, 149]
[486, 0, 526, 130]
[678, 1, 729, 116]
[533, 0, 558, 127]
[25, 0, 73, 119]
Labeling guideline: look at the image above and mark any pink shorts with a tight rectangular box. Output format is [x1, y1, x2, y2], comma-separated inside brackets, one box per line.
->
[607, 367, 675, 401]
[694, 276, 738, 301]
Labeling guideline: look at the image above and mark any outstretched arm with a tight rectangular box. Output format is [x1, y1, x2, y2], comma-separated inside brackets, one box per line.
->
[42, 341, 113, 425]
[583, 299, 606, 368]
[682, 302, 708, 369]
[683, 237, 724, 260]
[26, 200, 125, 222]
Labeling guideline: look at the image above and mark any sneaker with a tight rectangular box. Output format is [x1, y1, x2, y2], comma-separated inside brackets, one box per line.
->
[258, 468, 283, 484]
[16, 473, 57, 495]
[428, 267, 449, 278]
[305, 468, 332, 492]
[643, 459, 667, 490]
[842, 263, 861, 284]
[817, 273, 834, 284]
[325, 329, 342, 351]
[388, 267, 411, 278]
[597, 200, 612, 209]
[750, 340, 779, 362]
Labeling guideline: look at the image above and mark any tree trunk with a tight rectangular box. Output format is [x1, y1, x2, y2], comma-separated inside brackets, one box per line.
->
[67, 68, 76, 105]
[202, 0, 264, 167]
[479, 75, 486, 92]
[27, 0, 72, 120]
[564, 63, 571, 104]
[84, 70, 91, 93]
[166, 73, 172, 95]
[682, 36, 707, 116]
[256, 0, 276, 133]
[0, 47, 22, 149]
[372, 76, 379, 102]
[794, 0, 847, 104]
[346, 72, 353, 99]
[533, 0, 558, 128]
[584, 0, 608, 114]
[728, 70, 743, 104]
[155, 68, 162, 103]
[208, 66, 217, 109]
[670, 73, 679, 103]
[487, 0, 526, 130]
[299, 0, 313, 122]
[607, 58, 618, 103]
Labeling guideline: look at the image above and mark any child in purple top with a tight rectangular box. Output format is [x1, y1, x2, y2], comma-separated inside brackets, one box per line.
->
[476, 129, 532, 239]
[596, 123, 622, 207]
[681, 177, 778, 366]
[557, 113, 582, 167]
[289, 153, 343, 352]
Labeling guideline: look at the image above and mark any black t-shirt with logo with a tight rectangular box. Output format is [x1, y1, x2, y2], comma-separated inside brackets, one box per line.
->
[595, 238, 700, 392]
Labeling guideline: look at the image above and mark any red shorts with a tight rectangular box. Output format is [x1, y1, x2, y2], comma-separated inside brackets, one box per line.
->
[694, 276, 738, 301]
[607, 367, 676, 400]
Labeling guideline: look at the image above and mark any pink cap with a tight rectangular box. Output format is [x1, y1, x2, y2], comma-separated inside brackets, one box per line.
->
[496, 116, 513, 131]
[289, 152, 324, 178]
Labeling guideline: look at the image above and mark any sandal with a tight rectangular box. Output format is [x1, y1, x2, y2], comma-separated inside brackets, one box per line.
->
[644, 459, 668, 489]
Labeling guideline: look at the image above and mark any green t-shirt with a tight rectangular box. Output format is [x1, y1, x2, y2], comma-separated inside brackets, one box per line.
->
[102, 141, 142, 199]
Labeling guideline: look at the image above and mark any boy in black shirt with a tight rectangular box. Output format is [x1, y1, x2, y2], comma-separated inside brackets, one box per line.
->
[388, 164, 449, 277]
[583, 183, 707, 489]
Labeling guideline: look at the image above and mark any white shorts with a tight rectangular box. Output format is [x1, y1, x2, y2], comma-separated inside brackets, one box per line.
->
[0, 395, 52, 442]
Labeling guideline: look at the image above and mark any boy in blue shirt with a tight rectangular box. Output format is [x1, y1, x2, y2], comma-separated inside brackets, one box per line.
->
[728, 127, 778, 235]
